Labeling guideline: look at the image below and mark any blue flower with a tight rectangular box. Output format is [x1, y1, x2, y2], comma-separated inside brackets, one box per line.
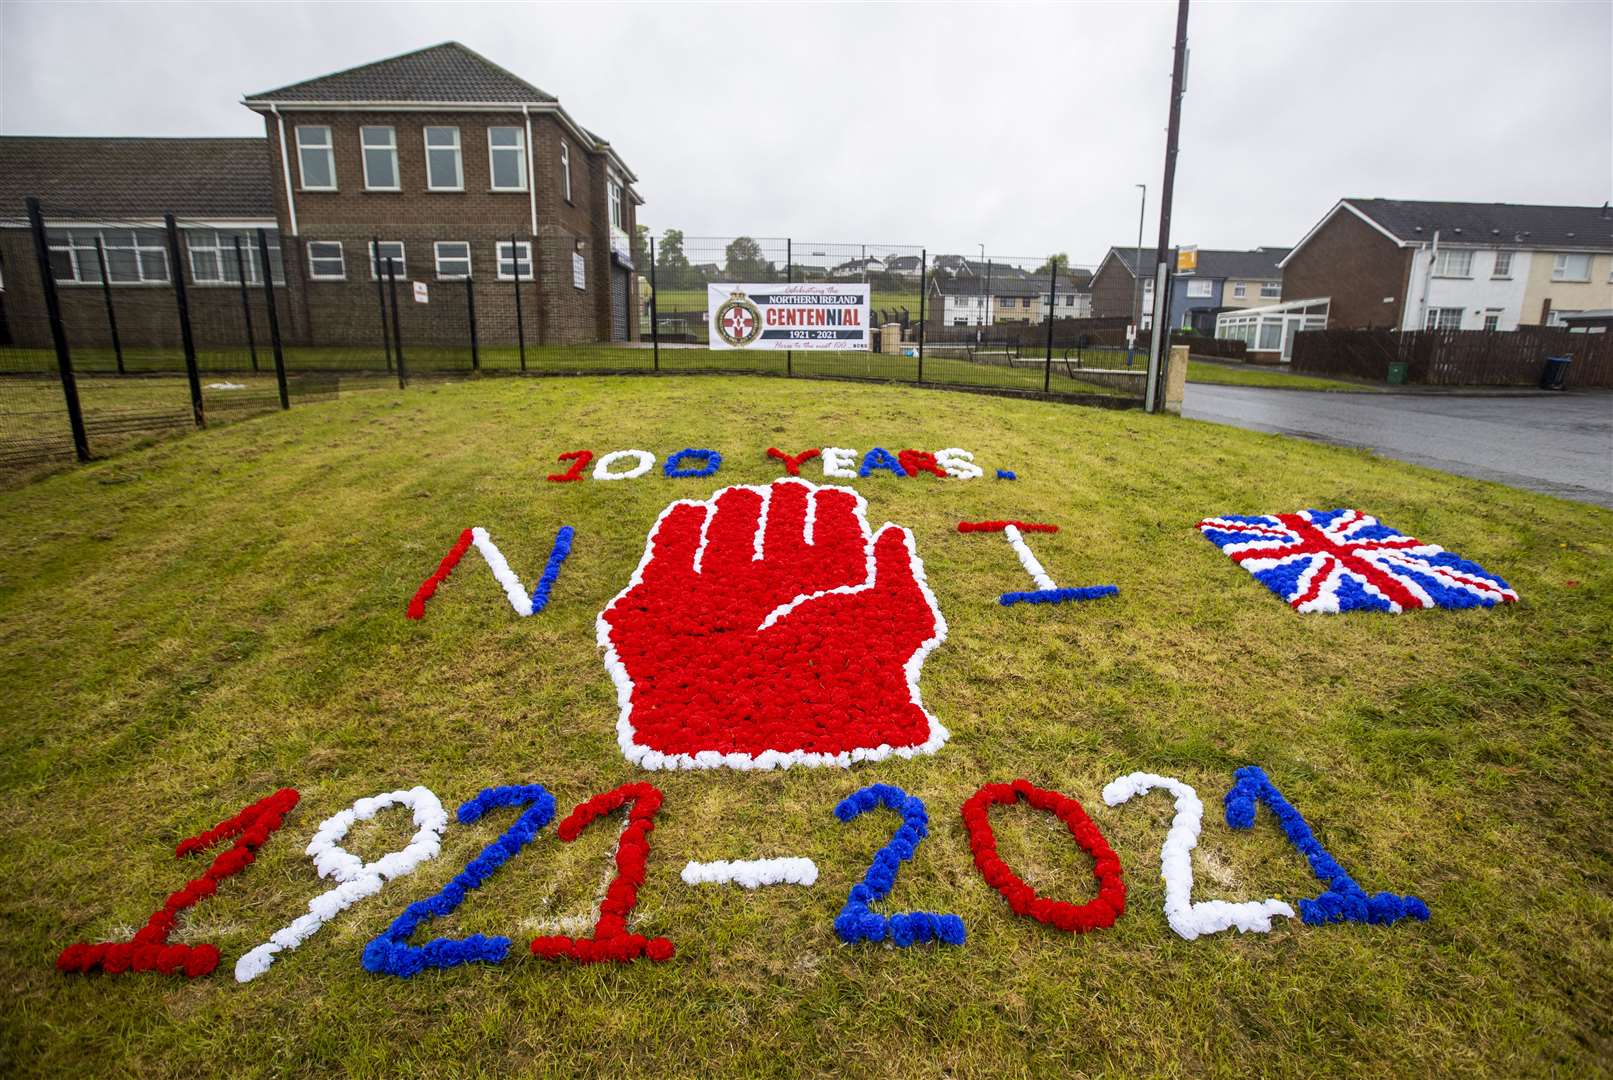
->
[663, 449, 723, 479]
[832, 783, 965, 948]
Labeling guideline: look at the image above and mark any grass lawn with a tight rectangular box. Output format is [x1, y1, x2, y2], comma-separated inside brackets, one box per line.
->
[1187, 360, 1381, 392]
[0, 375, 1608, 1077]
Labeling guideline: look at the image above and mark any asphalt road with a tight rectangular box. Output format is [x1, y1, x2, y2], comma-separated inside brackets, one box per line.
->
[1182, 385, 1613, 508]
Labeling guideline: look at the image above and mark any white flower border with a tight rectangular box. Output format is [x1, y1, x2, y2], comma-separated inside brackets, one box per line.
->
[1102, 772, 1294, 940]
[1002, 523, 1058, 591]
[680, 857, 819, 888]
[234, 786, 448, 983]
[594, 449, 655, 480]
[598, 476, 949, 771]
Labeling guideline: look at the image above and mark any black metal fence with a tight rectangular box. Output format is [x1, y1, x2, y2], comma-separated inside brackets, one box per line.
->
[1, 200, 1151, 479]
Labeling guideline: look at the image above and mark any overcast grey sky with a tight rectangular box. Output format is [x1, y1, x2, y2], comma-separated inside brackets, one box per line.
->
[2, 0, 1609, 265]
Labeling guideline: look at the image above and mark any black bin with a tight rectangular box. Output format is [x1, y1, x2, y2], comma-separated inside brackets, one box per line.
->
[1540, 354, 1572, 391]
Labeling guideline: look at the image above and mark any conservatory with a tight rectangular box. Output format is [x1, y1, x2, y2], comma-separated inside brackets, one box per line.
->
[1215, 298, 1330, 363]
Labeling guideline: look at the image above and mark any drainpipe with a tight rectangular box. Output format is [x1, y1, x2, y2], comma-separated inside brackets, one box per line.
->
[1416, 229, 1439, 331]
[523, 104, 538, 236]
[270, 104, 298, 237]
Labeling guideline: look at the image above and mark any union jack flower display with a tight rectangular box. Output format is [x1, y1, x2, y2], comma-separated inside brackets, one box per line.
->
[1197, 509, 1518, 613]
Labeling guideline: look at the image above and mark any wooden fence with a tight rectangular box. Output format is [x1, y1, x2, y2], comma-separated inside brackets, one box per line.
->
[1291, 327, 1613, 388]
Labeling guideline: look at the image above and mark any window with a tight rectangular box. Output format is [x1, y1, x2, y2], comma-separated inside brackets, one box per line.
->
[1259, 281, 1280, 298]
[1432, 248, 1473, 277]
[368, 241, 406, 280]
[361, 126, 398, 190]
[488, 127, 526, 190]
[1064, 295, 1074, 306]
[1257, 321, 1283, 350]
[424, 126, 463, 190]
[307, 240, 345, 280]
[434, 241, 471, 279]
[1186, 279, 1212, 298]
[1482, 310, 1501, 332]
[1491, 250, 1513, 278]
[608, 178, 625, 230]
[1424, 306, 1463, 330]
[496, 241, 532, 280]
[47, 228, 170, 284]
[560, 141, 572, 203]
[296, 126, 336, 190]
[187, 230, 285, 285]
[1232, 282, 1247, 298]
[1552, 253, 1591, 281]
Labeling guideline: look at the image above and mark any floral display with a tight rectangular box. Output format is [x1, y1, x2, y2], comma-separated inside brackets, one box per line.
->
[1101, 772, 1294, 940]
[56, 788, 300, 978]
[406, 528, 475, 620]
[409, 526, 573, 619]
[858, 447, 908, 479]
[664, 449, 723, 479]
[597, 477, 948, 770]
[833, 785, 966, 946]
[767, 447, 822, 476]
[361, 784, 557, 977]
[956, 520, 1058, 534]
[961, 780, 1126, 933]
[528, 526, 575, 615]
[680, 858, 819, 888]
[594, 449, 656, 481]
[547, 450, 594, 483]
[234, 787, 448, 982]
[1224, 766, 1431, 926]
[896, 449, 948, 478]
[934, 448, 984, 479]
[530, 782, 675, 963]
[1197, 509, 1519, 613]
[996, 469, 1017, 480]
[820, 447, 859, 478]
[959, 520, 1118, 606]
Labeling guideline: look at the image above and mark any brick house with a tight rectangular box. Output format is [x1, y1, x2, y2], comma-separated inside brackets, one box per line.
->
[927, 271, 1089, 327]
[0, 42, 642, 350]
[1088, 246, 1287, 333]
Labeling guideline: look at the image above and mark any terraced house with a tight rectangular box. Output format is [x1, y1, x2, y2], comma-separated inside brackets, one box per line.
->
[0, 42, 643, 349]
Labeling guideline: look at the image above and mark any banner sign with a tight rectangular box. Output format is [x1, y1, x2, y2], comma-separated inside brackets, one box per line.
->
[708, 283, 870, 351]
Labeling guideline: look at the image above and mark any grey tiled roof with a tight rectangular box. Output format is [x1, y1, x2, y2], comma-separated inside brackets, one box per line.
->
[1191, 247, 1290, 280]
[245, 42, 556, 104]
[1343, 198, 1613, 251]
[0, 136, 274, 219]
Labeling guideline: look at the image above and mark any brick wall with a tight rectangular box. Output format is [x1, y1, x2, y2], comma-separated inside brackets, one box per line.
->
[1088, 256, 1139, 319]
[1281, 208, 1412, 329]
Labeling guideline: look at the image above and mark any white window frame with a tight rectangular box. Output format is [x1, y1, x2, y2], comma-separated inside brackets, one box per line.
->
[1186, 279, 1213, 298]
[496, 240, 532, 281]
[560, 140, 573, 203]
[1482, 309, 1501, 332]
[307, 240, 346, 280]
[1231, 282, 1247, 298]
[48, 228, 171, 285]
[1259, 281, 1280, 298]
[1425, 306, 1464, 330]
[434, 241, 472, 280]
[424, 126, 464, 191]
[186, 230, 285, 286]
[360, 126, 399, 191]
[1551, 253, 1591, 282]
[608, 178, 624, 230]
[1432, 248, 1474, 278]
[1491, 250, 1513, 279]
[295, 125, 337, 191]
[367, 241, 407, 281]
[487, 126, 527, 192]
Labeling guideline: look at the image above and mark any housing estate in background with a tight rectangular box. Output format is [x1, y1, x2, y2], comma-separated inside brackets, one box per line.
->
[1218, 199, 1613, 361]
[1089, 246, 1287, 334]
[0, 42, 642, 348]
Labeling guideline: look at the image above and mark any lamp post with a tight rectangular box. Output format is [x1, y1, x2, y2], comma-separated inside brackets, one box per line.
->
[1129, 183, 1147, 367]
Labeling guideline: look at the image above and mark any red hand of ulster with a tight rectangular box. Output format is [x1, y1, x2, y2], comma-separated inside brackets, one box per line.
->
[598, 478, 948, 770]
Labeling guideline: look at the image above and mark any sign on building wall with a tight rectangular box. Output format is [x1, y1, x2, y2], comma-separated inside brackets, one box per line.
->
[573, 253, 586, 291]
[707, 283, 870, 351]
[1177, 246, 1198, 273]
[413, 281, 429, 304]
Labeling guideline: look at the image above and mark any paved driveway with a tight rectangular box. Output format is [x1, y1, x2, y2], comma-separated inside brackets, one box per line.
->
[1182, 385, 1613, 508]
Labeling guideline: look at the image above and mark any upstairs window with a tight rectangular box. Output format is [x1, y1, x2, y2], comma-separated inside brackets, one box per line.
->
[424, 126, 463, 190]
[1232, 282, 1247, 298]
[296, 126, 336, 190]
[608, 178, 624, 230]
[434, 242, 472, 279]
[1260, 281, 1280, 298]
[560, 141, 573, 203]
[368, 241, 406, 280]
[1491, 250, 1513, 278]
[488, 127, 527, 191]
[307, 241, 345, 280]
[1186, 279, 1213, 298]
[1552, 253, 1591, 281]
[496, 241, 531, 281]
[361, 126, 399, 190]
[188, 230, 285, 285]
[1432, 248, 1473, 278]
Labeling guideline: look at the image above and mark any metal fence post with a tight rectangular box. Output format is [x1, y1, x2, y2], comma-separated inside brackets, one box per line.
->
[917, 249, 927, 382]
[511, 234, 526, 372]
[233, 235, 259, 372]
[93, 236, 125, 375]
[466, 276, 480, 371]
[26, 196, 90, 461]
[649, 235, 660, 372]
[785, 238, 793, 377]
[164, 212, 204, 429]
[256, 228, 289, 410]
[1044, 258, 1057, 393]
[387, 260, 407, 389]
[373, 237, 393, 373]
